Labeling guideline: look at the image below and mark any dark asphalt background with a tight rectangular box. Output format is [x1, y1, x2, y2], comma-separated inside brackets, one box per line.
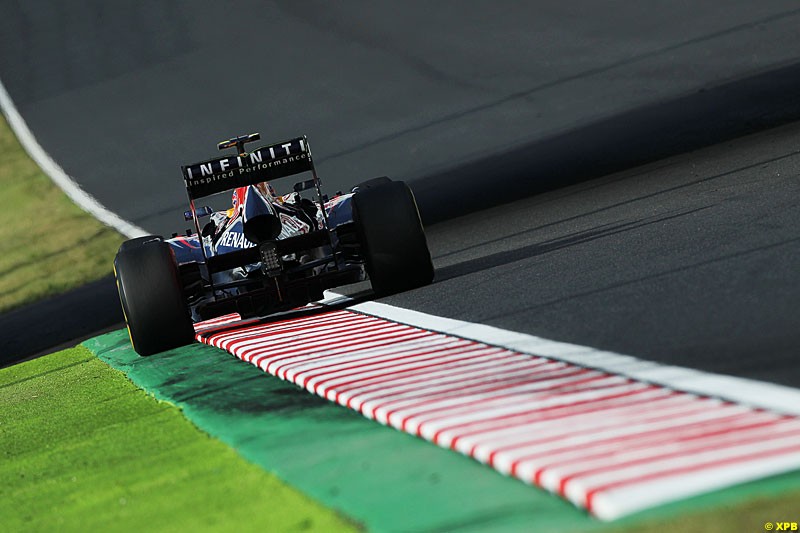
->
[1, 2, 798, 384]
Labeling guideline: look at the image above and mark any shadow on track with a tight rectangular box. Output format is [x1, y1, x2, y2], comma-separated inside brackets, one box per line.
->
[413, 60, 800, 224]
[193, 290, 374, 340]
[0, 275, 124, 368]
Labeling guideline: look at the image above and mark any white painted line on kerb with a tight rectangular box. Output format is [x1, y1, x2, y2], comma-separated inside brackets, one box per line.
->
[350, 300, 800, 417]
[0, 77, 146, 238]
[196, 295, 800, 520]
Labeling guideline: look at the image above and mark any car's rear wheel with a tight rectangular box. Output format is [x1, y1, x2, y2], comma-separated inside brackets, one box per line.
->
[117, 235, 163, 254]
[114, 240, 195, 356]
[352, 180, 434, 296]
[351, 176, 392, 192]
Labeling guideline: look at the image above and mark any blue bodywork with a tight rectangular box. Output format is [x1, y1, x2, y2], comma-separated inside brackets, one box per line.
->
[167, 186, 355, 266]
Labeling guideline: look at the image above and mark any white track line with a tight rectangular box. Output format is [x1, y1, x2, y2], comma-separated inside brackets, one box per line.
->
[0, 77, 146, 238]
[352, 300, 800, 417]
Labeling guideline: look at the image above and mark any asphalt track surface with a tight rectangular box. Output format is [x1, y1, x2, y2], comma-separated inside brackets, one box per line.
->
[1, 1, 799, 388]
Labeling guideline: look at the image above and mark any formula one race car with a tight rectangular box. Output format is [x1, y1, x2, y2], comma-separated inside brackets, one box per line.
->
[113, 133, 433, 356]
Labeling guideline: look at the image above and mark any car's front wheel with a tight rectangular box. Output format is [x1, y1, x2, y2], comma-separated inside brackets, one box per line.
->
[114, 240, 195, 356]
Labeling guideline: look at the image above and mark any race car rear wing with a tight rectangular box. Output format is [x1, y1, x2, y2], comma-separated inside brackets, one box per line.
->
[182, 136, 314, 199]
[181, 133, 331, 277]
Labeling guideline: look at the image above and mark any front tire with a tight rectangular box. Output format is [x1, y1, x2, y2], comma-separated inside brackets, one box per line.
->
[114, 240, 195, 356]
[352, 181, 434, 296]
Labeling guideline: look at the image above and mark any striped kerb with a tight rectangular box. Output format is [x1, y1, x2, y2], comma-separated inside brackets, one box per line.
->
[194, 309, 800, 520]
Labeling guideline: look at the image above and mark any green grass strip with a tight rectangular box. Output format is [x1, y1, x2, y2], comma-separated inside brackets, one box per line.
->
[0, 114, 123, 313]
[0, 345, 358, 532]
[86, 330, 800, 532]
[86, 330, 601, 532]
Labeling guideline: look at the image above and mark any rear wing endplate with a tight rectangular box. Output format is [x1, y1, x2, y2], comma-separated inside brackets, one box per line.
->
[182, 136, 313, 199]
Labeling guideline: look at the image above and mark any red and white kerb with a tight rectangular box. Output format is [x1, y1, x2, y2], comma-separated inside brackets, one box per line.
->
[195, 306, 800, 520]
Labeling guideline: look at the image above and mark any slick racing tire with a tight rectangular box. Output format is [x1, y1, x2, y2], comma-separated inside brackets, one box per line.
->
[113, 240, 195, 356]
[352, 180, 434, 296]
[117, 235, 163, 254]
[351, 176, 391, 192]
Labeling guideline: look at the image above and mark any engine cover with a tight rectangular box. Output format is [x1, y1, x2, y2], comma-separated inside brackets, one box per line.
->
[242, 187, 282, 242]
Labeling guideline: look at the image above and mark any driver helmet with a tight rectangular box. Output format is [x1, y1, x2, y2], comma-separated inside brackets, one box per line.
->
[229, 182, 280, 218]
[231, 187, 247, 212]
[254, 181, 279, 200]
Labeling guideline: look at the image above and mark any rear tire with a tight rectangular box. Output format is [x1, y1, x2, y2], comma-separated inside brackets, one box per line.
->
[118, 235, 163, 254]
[351, 176, 391, 192]
[114, 241, 195, 356]
[352, 181, 434, 296]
